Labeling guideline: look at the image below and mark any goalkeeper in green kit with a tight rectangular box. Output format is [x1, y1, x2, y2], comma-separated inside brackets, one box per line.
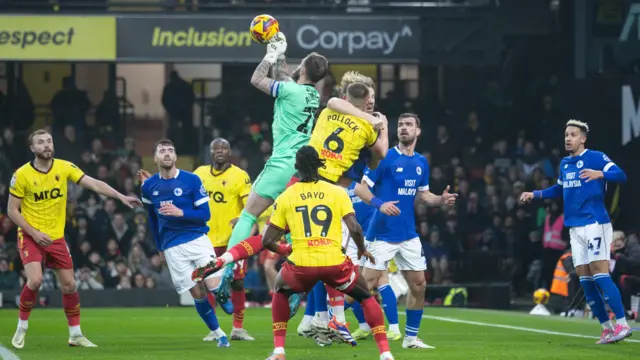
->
[215, 34, 328, 304]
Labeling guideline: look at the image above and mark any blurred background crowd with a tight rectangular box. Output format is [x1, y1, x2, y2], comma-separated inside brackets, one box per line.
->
[0, 0, 639, 313]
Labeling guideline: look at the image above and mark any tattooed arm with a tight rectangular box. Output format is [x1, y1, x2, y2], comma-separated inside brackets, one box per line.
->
[250, 60, 277, 96]
[273, 58, 293, 82]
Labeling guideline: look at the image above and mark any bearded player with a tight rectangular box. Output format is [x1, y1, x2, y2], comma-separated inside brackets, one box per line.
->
[213, 34, 385, 308]
[356, 114, 458, 349]
[193, 138, 255, 341]
[9, 129, 141, 349]
[262, 146, 395, 360]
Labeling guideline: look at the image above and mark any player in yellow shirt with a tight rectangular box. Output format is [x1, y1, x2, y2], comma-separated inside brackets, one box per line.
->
[193, 138, 255, 341]
[7, 129, 140, 349]
[309, 82, 388, 186]
[261, 146, 394, 360]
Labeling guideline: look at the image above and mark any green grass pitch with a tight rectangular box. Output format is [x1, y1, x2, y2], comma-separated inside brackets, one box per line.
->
[0, 306, 637, 359]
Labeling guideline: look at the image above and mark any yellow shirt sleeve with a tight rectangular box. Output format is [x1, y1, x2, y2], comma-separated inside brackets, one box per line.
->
[239, 170, 251, 198]
[366, 127, 379, 147]
[9, 170, 26, 198]
[63, 160, 86, 184]
[269, 194, 288, 230]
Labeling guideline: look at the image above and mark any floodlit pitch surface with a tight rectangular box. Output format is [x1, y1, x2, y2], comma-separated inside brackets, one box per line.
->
[0, 307, 637, 359]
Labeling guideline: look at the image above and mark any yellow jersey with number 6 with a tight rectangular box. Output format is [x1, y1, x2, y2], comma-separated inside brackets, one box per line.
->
[308, 108, 378, 182]
[269, 180, 355, 267]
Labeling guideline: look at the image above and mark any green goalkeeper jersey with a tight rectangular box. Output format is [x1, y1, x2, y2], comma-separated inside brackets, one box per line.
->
[270, 80, 320, 158]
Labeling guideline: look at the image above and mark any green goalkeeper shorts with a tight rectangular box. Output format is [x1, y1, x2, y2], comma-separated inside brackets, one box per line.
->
[252, 156, 296, 200]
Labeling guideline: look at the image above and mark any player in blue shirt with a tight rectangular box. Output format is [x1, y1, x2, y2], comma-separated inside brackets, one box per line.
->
[520, 120, 630, 344]
[141, 139, 230, 348]
[355, 113, 457, 349]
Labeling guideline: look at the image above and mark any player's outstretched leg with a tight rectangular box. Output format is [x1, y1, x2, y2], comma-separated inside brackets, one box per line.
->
[345, 275, 394, 360]
[401, 270, 434, 349]
[192, 235, 290, 284]
[593, 272, 632, 342]
[348, 299, 371, 340]
[378, 284, 401, 340]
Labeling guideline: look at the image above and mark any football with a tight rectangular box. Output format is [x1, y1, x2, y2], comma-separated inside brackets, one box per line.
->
[249, 14, 280, 44]
[533, 288, 550, 305]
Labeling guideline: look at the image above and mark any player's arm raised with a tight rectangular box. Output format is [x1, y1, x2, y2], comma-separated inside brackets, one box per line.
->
[355, 175, 401, 216]
[326, 97, 384, 130]
[250, 39, 287, 95]
[367, 115, 389, 170]
[271, 33, 293, 82]
[79, 176, 141, 208]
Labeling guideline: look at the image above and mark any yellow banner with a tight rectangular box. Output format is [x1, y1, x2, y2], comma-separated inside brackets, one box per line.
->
[0, 16, 116, 61]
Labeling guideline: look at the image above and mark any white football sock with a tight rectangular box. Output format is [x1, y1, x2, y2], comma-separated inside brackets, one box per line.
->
[332, 306, 346, 323]
[17, 319, 28, 330]
[69, 325, 82, 337]
[388, 324, 400, 333]
[616, 317, 628, 326]
[274, 347, 285, 354]
[300, 314, 313, 327]
[359, 322, 371, 331]
[602, 320, 614, 330]
[214, 328, 226, 338]
[221, 253, 234, 265]
[317, 311, 329, 324]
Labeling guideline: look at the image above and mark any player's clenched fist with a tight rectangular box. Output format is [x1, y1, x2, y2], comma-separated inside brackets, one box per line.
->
[520, 192, 534, 203]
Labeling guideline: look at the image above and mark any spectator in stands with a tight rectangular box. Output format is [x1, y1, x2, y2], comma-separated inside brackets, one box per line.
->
[127, 243, 149, 274]
[431, 125, 459, 168]
[108, 213, 134, 255]
[541, 200, 565, 289]
[162, 71, 195, 154]
[612, 231, 640, 314]
[2, 128, 24, 169]
[117, 276, 132, 290]
[50, 76, 91, 134]
[75, 266, 104, 290]
[119, 137, 141, 164]
[72, 240, 94, 270]
[0, 233, 17, 262]
[12, 80, 35, 133]
[104, 239, 124, 263]
[424, 229, 449, 285]
[96, 89, 121, 134]
[94, 198, 118, 236]
[145, 276, 156, 289]
[133, 273, 146, 289]
[0, 257, 19, 290]
[90, 138, 111, 168]
[56, 125, 83, 165]
[142, 254, 172, 289]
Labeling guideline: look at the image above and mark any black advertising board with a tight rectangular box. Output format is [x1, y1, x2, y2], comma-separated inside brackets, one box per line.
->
[116, 15, 421, 63]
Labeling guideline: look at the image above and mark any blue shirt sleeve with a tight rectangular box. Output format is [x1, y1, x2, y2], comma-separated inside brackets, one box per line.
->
[594, 152, 627, 183]
[141, 180, 162, 250]
[363, 158, 387, 188]
[418, 157, 430, 191]
[181, 176, 211, 221]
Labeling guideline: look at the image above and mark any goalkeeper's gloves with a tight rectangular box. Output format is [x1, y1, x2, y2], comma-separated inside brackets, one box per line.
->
[263, 33, 287, 65]
[270, 32, 288, 60]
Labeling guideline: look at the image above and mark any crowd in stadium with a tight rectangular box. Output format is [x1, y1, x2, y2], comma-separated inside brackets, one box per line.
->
[0, 66, 639, 309]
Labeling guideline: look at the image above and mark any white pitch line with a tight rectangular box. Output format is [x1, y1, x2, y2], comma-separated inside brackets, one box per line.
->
[422, 315, 640, 343]
[0, 344, 20, 360]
